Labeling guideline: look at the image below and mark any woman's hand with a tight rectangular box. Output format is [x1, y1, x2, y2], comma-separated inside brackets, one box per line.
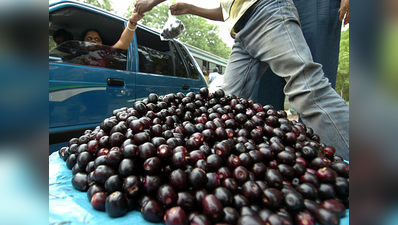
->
[131, 8, 144, 22]
[338, 0, 349, 25]
[169, 3, 191, 16]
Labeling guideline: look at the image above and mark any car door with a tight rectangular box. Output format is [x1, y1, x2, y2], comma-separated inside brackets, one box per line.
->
[133, 27, 193, 101]
[49, 3, 137, 146]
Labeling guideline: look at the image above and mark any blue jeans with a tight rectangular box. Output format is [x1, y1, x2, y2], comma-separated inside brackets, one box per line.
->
[251, 0, 343, 110]
[221, 0, 349, 159]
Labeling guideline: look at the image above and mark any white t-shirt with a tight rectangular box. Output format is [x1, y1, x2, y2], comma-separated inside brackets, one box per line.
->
[208, 72, 220, 84]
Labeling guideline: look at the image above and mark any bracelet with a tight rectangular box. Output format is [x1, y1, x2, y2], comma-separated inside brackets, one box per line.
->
[127, 19, 137, 32]
[127, 25, 136, 32]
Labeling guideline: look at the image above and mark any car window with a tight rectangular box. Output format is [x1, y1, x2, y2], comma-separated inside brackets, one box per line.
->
[135, 28, 188, 78]
[176, 42, 200, 79]
[49, 6, 127, 70]
[49, 40, 127, 69]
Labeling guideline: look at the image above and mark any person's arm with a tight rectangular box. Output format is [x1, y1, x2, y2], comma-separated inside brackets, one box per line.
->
[113, 8, 144, 50]
[135, 0, 166, 14]
[338, 0, 349, 25]
[170, 3, 224, 21]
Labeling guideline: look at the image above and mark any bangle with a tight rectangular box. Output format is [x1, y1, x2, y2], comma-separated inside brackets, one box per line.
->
[127, 25, 136, 32]
[127, 19, 137, 31]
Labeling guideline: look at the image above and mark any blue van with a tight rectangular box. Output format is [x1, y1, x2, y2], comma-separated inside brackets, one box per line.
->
[49, 0, 207, 154]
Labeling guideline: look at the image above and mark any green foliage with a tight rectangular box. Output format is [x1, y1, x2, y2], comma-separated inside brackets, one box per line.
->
[124, 2, 231, 59]
[79, 0, 115, 13]
[336, 28, 349, 101]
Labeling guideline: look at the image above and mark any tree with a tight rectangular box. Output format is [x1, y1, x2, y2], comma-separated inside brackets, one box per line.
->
[124, 2, 231, 59]
[336, 29, 349, 102]
[79, 0, 115, 13]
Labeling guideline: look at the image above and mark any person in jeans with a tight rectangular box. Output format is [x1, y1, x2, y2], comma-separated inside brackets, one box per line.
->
[250, 0, 350, 111]
[135, 0, 349, 160]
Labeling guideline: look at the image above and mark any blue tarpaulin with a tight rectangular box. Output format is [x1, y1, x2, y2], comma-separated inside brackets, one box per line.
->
[49, 152, 349, 224]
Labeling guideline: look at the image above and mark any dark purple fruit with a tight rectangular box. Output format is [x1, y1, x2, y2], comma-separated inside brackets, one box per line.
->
[265, 168, 284, 189]
[134, 132, 151, 145]
[300, 171, 320, 188]
[284, 191, 304, 212]
[191, 214, 211, 225]
[222, 178, 238, 194]
[91, 191, 108, 211]
[304, 199, 321, 214]
[237, 215, 265, 225]
[118, 158, 135, 177]
[213, 187, 233, 207]
[176, 191, 196, 212]
[170, 152, 189, 169]
[157, 184, 177, 208]
[239, 206, 257, 217]
[87, 184, 106, 202]
[189, 168, 208, 188]
[202, 194, 224, 222]
[233, 166, 250, 185]
[329, 161, 349, 178]
[239, 153, 254, 168]
[141, 199, 165, 223]
[301, 146, 318, 160]
[314, 208, 340, 225]
[109, 131, 125, 147]
[104, 174, 123, 193]
[105, 191, 128, 218]
[296, 183, 318, 200]
[295, 211, 316, 225]
[164, 206, 189, 225]
[310, 156, 332, 170]
[93, 165, 117, 184]
[66, 153, 77, 170]
[157, 144, 172, 159]
[241, 180, 262, 201]
[277, 151, 296, 166]
[317, 167, 337, 183]
[318, 183, 337, 200]
[265, 213, 293, 225]
[143, 157, 162, 175]
[227, 154, 241, 168]
[259, 208, 273, 222]
[277, 164, 295, 181]
[321, 199, 346, 218]
[71, 172, 88, 192]
[141, 175, 162, 194]
[206, 172, 221, 191]
[261, 188, 283, 210]
[334, 176, 349, 196]
[251, 162, 267, 179]
[138, 142, 156, 159]
[169, 169, 188, 191]
[76, 151, 93, 168]
[123, 175, 141, 198]
[221, 207, 238, 224]
[105, 150, 123, 166]
[233, 194, 250, 210]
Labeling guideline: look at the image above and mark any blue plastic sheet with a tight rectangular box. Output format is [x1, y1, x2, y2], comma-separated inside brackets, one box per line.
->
[49, 152, 349, 224]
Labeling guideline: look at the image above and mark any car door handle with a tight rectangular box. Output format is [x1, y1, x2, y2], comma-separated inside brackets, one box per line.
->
[182, 84, 190, 90]
[107, 78, 124, 86]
